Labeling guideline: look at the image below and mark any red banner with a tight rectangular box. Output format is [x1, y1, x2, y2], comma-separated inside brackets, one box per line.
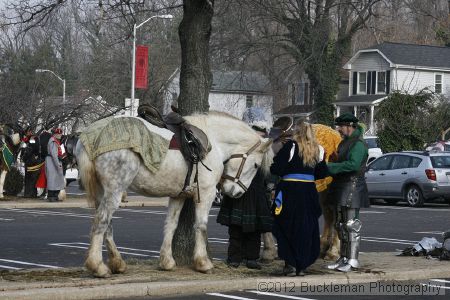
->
[135, 45, 149, 89]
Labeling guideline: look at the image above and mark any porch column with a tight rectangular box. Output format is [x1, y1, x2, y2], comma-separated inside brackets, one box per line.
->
[370, 105, 375, 135]
[353, 105, 357, 117]
[336, 106, 341, 117]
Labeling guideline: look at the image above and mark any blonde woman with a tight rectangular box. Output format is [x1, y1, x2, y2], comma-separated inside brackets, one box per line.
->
[270, 121, 328, 276]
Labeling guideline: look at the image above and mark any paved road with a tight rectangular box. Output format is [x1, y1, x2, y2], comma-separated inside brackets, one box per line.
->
[1, 199, 449, 299]
[0, 202, 449, 270]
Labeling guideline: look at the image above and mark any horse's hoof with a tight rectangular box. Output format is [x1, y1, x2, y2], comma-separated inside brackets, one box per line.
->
[159, 256, 176, 271]
[108, 258, 127, 274]
[93, 263, 112, 278]
[324, 252, 339, 261]
[261, 250, 276, 262]
[194, 257, 214, 273]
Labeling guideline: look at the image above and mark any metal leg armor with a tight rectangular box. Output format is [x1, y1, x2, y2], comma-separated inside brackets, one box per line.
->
[337, 208, 361, 272]
[326, 208, 348, 270]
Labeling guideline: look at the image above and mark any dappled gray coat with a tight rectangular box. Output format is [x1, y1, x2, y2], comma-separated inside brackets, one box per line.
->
[45, 136, 65, 191]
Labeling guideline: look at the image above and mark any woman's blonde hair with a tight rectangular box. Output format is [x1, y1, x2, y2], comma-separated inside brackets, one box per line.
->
[293, 121, 319, 168]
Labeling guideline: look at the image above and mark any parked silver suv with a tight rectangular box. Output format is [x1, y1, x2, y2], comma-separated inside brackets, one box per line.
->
[365, 151, 450, 207]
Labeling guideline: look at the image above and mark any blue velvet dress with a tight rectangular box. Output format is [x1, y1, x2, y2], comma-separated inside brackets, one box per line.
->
[271, 140, 328, 272]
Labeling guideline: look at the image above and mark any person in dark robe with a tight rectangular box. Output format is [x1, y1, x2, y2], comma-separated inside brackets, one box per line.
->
[271, 121, 328, 276]
[217, 107, 273, 269]
[21, 128, 41, 198]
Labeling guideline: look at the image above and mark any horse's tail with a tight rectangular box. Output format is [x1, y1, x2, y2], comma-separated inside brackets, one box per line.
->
[75, 140, 98, 207]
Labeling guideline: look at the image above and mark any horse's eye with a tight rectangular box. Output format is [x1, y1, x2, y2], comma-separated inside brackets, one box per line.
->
[254, 163, 259, 169]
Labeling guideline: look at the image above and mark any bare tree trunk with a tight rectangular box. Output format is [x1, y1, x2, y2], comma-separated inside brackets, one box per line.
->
[172, 0, 214, 266]
[177, 0, 213, 115]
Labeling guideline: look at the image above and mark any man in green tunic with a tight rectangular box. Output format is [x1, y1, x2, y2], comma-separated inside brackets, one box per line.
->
[326, 113, 369, 272]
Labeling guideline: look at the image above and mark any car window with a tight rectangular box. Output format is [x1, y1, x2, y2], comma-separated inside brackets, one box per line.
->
[390, 155, 411, 169]
[430, 156, 450, 168]
[364, 138, 378, 149]
[369, 155, 392, 171]
[410, 157, 422, 168]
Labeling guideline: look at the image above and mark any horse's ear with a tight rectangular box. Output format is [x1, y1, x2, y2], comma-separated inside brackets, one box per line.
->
[259, 138, 273, 152]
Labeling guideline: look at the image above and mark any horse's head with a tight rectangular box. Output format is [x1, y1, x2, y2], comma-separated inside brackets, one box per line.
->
[0, 123, 23, 146]
[221, 137, 273, 198]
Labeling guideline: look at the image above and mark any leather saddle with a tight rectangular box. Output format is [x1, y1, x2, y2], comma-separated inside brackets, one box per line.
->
[137, 104, 211, 163]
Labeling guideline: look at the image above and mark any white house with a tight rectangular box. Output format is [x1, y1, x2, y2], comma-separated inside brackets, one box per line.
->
[337, 42, 450, 134]
[162, 69, 273, 127]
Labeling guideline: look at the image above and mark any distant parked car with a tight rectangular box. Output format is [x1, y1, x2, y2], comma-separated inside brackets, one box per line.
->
[365, 151, 450, 207]
[363, 136, 383, 164]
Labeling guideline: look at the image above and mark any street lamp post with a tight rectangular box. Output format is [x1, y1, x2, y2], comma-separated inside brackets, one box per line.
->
[131, 14, 173, 116]
[35, 69, 66, 104]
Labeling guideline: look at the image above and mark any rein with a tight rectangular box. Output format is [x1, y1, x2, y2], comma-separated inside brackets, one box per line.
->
[221, 140, 261, 192]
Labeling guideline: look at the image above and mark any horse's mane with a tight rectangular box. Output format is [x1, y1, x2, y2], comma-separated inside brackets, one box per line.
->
[186, 111, 259, 146]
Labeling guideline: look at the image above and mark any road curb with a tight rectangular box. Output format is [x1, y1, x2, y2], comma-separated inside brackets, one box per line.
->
[1, 263, 450, 299]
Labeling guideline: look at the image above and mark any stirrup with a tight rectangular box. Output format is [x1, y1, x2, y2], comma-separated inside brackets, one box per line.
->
[179, 185, 195, 198]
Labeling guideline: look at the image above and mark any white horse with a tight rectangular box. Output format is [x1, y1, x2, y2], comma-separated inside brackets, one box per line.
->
[75, 112, 273, 278]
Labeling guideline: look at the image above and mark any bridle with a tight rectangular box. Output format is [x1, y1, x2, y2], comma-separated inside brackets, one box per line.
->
[221, 140, 261, 192]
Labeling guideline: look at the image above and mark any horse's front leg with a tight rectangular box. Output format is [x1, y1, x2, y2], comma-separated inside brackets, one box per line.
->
[159, 197, 185, 270]
[261, 232, 277, 262]
[0, 170, 7, 199]
[193, 190, 215, 273]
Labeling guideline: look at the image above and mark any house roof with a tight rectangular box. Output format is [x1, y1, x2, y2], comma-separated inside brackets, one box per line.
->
[273, 104, 314, 116]
[335, 95, 386, 106]
[211, 71, 271, 94]
[369, 42, 450, 69]
[345, 42, 450, 70]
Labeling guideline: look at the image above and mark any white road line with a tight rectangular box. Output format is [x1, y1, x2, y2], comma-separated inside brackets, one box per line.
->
[374, 205, 450, 212]
[362, 239, 414, 245]
[0, 259, 60, 269]
[206, 293, 258, 300]
[49, 242, 222, 260]
[118, 208, 167, 215]
[2, 208, 120, 219]
[360, 211, 385, 214]
[363, 236, 418, 243]
[49, 243, 155, 257]
[0, 218, 14, 221]
[66, 193, 85, 196]
[248, 291, 316, 300]
[414, 231, 444, 235]
[0, 264, 21, 270]
[430, 279, 450, 283]
[72, 242, 161, 254]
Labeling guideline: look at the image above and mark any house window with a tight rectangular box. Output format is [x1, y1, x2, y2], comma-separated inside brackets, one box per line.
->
[377, 72, 386, 93]
[246, 95, 253, 108]
[435, 74, 443, 94]
[358, 72, 367, 94]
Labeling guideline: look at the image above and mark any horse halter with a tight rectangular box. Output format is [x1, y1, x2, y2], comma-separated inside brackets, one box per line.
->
[221, 140, 261, 192]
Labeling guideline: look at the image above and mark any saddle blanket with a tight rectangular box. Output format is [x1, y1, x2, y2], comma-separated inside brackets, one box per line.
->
[79, 116, 174, 174]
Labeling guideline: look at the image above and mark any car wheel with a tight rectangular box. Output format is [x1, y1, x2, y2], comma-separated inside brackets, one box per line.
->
[404, 185, 424, 207]
[385, 199, 399, 205]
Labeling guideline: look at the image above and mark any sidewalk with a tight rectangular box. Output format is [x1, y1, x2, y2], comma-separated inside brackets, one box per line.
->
[1, 196, 449, 299]
[1, 253, 449, 300]
[0, 195, 169, 209]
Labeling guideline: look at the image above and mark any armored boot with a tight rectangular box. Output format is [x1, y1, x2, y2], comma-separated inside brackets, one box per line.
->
[327, 221, 348, 270]
[337, 217, 362, 272]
